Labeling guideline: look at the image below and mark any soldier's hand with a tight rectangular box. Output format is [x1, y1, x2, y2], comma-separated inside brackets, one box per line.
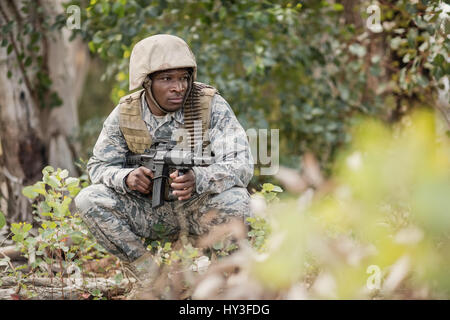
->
[126, 166, 154, 194]
[170, 169, 195, 201]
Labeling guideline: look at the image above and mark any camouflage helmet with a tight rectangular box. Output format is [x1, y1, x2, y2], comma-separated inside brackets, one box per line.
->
[129, 34, 197, 91]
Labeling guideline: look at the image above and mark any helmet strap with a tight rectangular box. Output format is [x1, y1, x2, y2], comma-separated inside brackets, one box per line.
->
[143, 77, 171, 114]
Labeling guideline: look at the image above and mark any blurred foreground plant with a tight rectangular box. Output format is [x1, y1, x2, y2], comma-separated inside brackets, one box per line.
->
[250, 110, 449, 299]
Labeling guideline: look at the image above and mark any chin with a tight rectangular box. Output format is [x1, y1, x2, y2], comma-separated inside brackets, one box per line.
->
[164, 103, 183, 112]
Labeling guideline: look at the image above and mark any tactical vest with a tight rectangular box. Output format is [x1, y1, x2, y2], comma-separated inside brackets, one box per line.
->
[119, 82, 218, 154]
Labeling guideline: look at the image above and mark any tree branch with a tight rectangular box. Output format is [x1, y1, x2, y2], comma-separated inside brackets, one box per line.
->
[0, 2, 37, 106]
[5, 0, 25, 56]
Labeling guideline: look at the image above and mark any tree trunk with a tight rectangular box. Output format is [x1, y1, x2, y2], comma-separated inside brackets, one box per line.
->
[0, 0, 89, 224]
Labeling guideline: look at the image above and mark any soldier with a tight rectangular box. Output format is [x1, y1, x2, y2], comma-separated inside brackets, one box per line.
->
[74, 34, 254, 299]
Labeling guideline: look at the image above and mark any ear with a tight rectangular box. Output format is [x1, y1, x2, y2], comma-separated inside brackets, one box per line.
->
[142, 75, 152, 90]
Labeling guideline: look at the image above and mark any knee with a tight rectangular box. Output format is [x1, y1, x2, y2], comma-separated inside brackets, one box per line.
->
[73, 184, 96, 215]
[74, 184, 116, 216]
[208, 187, 252, 217]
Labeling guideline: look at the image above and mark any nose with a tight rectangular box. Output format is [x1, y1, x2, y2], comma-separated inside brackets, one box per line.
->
[172, 80, 185, 93]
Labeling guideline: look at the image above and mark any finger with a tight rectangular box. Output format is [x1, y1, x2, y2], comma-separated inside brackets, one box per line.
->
[131, 181, 147, 194]
[173, 172, 194, 183]
[138, 186, 151, 194]
[174, 187, 193, 200]
[138, 167, 153, 179]
[136, 179, 152, 191]
[132, 177, 150, 190]
[177, 189, 194, 200]
[171, 181, 194, 190]
[178, 194, 192, 201]
[139, 179, 153, 193]
[136, 174, 151, 186]
[169, 170, 179, 179]
[173, 186, 193, 197]
[140, 167, 154, 178]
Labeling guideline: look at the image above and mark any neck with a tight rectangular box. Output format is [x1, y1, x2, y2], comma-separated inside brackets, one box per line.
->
[145, 90, 166, 116]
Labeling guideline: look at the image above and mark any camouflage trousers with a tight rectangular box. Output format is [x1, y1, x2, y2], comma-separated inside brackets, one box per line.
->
[74, 184, 251, 262]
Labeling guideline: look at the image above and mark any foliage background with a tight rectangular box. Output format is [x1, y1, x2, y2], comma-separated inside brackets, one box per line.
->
[0, 0, 449, 300]
[70, 0, 449, 178]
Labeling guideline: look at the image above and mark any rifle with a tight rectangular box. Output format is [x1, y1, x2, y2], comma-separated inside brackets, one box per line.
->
[123, 141, 212, 209]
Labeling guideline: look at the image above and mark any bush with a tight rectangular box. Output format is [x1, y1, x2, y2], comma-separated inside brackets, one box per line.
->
[250, 110, 450, 298]
[0, 166, 109, 298]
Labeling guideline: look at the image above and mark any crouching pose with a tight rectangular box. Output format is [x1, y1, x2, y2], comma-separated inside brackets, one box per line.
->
[74, 34, 253, 299]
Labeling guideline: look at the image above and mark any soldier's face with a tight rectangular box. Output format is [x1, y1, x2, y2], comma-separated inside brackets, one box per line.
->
[151, 68, 190, 112]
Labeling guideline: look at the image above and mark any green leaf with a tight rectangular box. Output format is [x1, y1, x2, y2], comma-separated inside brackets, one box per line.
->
[42, 166, 55, 174]
[256, 230, 265, 236]
[6, 44, 13, 55]
[65, 177, 80, 187]
[30, 32, 40, 44]
[112, 2, 125, 17]
[2, 21, 14, 34]
[25, 236, 36, 247]
[163, 242, 172, 251]
[22, 186, 38, 199]
[0, 258, 10, 267]
[433, 54, 444, 67]
[67, 185, 81, 197]
[44, 175, 61, 189]
[24, 56, 32, 67]
[114, 272, 124, 284]
[264, 192, 277, 202]
[91, 288, 101, 296]
[59, 169, 69, 179]
[332, 4, 344, 11]
[246, 217, 256, 224]
[22, 223, 32, 233]
[92, 32, 103, 44]
[12, 234, 24, 243]
[39, 201, 51, 213]
[88, 41, 96, 53]
[212, 241, 224, 250]
[262, 183, 274, 192]
[70, 231, 84, 244]
[11, 223, 21, 234]
[62, 196, 72, 207]
[0, 211, 6, 230]
[26, 181, 47, 197]
[272, 186, 283, 192]
[349, 44, 366, 58]
[48, 221, 57, 229]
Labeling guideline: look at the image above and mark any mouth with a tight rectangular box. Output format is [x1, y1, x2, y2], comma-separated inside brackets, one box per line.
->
[168, 97, 184, 104]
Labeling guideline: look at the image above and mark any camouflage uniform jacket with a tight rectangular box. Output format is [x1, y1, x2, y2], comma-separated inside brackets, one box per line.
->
[87, 92, 254, 196]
